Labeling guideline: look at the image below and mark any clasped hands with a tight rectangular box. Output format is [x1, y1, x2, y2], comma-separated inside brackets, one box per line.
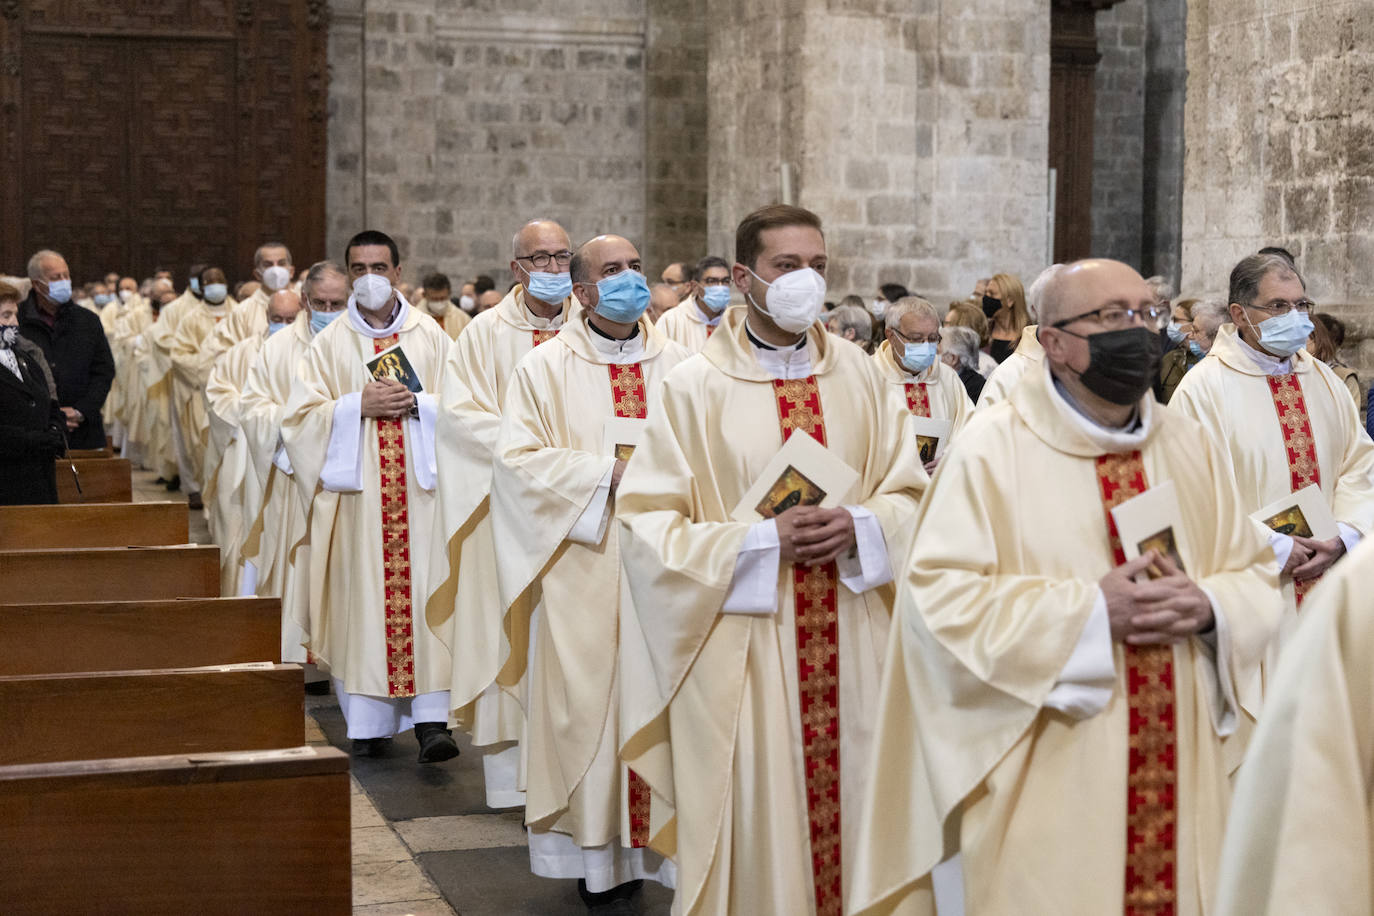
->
[1281, 534, 1344, 581]
[775, 505, 857, 566]
[360, 379, 415, 419]
[1101, 550, 1213, 645]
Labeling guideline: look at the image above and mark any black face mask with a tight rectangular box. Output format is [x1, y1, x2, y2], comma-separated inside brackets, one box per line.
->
[1067, 326, 1161, 405]
[982, 295, 1001, 319]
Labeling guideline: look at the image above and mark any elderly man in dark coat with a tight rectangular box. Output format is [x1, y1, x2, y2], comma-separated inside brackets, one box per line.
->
[0, 281, 65, 504]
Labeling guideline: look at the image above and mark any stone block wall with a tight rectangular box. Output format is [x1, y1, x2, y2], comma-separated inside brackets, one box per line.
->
[707, 0, 1052, 305]
[1182, 0, 1373, 306]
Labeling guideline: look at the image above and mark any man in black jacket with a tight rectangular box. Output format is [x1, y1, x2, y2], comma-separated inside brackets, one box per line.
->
[19, 249, 115, 450]
[0, 281, 64, 504]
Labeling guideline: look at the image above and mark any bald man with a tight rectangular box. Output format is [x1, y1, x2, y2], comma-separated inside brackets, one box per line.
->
[850, 259, 1281, 916]
[490, 233, 687, 904]
[476, 289, 502, 312]
[426, 218, 578, 810]
[646, 282, 677, 324]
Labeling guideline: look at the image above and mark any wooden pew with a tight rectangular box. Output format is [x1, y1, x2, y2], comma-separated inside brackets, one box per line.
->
[0, 501, 188, 549]
[0, 663, 304, 765]
[55, 457, 133, 503]
[67, 446, 113, 459]
[0, 597, 280, 675]
[0, 746, 351, 912]
[0, 544, 219, 603]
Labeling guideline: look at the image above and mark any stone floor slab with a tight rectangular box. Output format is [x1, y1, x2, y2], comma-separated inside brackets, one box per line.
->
[394, 813, 528, 853]
[352, 825, 413, 864]
[352, 859, 443, 908]
[352, 899, 455, 916]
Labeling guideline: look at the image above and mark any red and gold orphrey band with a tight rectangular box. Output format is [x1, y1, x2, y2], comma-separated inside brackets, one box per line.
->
[904, 382, 931, 418]
[374, 335, 416, 698]
[773, 376, 843, 916]
[1266, 374, 1324, 604]
[1095, 452, 1177, 916]
[532, 328, 558, 347]
[610, 361, 653, 847]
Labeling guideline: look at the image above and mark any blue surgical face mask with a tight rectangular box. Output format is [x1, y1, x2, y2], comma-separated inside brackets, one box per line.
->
[525, 270, 572, 304]
[1166, 320, 1186, 345]
[94, 293, 113, 307]
[310, 308, 343, 336]
[46, 278, 72, 304]
[1188, 339, 1205, 359]
[1248, 308, 1314, 358]
[901, 341, 938, 374]
[203, 283, 228, 304]
[190, 277, 201, 295]
[592, 270, 651, 324]
[267, 320, 289, 337]
[701, 285, 732, 313]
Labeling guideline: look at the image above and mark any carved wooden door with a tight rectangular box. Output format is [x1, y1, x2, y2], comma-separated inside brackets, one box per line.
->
[0, 1, 327, 284]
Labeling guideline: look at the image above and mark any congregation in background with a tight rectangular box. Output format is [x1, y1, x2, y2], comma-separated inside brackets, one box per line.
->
[3, 203, 1372, 916]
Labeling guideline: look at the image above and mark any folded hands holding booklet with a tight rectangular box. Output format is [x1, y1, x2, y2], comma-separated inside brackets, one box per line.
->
[730, 431, 860, 524]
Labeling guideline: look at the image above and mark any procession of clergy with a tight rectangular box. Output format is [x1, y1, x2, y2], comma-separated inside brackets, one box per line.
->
[82, 203, 1374, 915]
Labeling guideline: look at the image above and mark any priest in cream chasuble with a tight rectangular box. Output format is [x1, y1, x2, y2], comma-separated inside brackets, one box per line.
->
[615, 205, 926, 916]
[848, 260, 1281, 916]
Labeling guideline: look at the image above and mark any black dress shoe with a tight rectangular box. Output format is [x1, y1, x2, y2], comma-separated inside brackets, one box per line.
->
[351, 737, 391, 758]
[165, 474, 181, 492]
[187, 491, 203, 511]
[304, 680, 331, 696]
[414, 722, 460, 763]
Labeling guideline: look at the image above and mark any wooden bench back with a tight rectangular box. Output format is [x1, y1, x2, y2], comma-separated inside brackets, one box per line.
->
[0, 746, 350, 912]
[0, 663, 304, 765]
[0, 544, 220, 603]
[0, 597, 280, 675]
[55, 457, 133, 503]
[0, 501, 188, 549]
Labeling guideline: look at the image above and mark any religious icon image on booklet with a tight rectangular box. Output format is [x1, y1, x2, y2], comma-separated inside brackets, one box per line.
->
[916, 435, 939, 465]
[614, 443, 637, 462]
[1137, 527, 1186, 578]
[366, 344, 424, 395]
[755, 464, 827, 518]
[1259, 505, 1313, 538]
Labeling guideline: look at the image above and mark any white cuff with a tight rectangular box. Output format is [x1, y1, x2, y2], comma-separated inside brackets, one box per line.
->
[272, 438, 294, 475]
[722, 519, 781, 615]
[567, 462, 615, 546]
[1044, 592, 1115, 719]
[1267, 531, 1294, 571]
[836, 505, 893, 594]
[1195, 585, 1238, 737]
[1337, 521, 1362, 555]
[408, 392, 439, 491]
[320, 391, 364, 492]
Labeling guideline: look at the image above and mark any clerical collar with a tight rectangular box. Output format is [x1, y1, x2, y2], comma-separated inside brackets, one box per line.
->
[744, 319, 806, 351]
[1046, 361, 1151, 450]
[696, 301, 723, 326]
[346, 292, 409, 339]
[586, 317, 645, 364]
[523, 299, 563, 330]
[1234, 333, 1292, 376]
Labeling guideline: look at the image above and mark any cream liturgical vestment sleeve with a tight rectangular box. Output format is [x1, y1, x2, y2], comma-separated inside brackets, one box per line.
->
[848, 362, 1282, 916]
[203, 334, 264, 596]
[654, 296, 719, 353]
[425, 285, 572, 746]
[975, 324, 1042, 409]
[615, 306, 927, 916]
[1214, 537, 1374, 916]
[170, 299, 233, 489]
[207, 287, 270, 365]
[1171, 324, 1374, 650]
[870, 340, 973, 433]
[238, 311, 314, 660]
[490, 311, 688, 874]
[111, 299, 153, 461]
[281, 302, 452, 700]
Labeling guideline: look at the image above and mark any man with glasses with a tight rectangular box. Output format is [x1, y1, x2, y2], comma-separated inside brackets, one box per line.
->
[1172, 252, 1374, 657]
[659, 261, 695, 303]
[656, 255, 732, 352]
[850, 258, 1280, 916]
[425, 218, 578, 810]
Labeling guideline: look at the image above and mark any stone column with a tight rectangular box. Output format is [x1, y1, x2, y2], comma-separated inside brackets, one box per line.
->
[1182, 0, 1373, 305]
[706, 0, 1051, 303]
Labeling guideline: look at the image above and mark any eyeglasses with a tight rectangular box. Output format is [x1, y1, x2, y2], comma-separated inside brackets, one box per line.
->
[1052, 305, 1167, 332]
[890, 328, 939, 344]
[700, 277, 731, 287]
[515, 251, 573, 270]
[1245, 298, 1314, 316]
